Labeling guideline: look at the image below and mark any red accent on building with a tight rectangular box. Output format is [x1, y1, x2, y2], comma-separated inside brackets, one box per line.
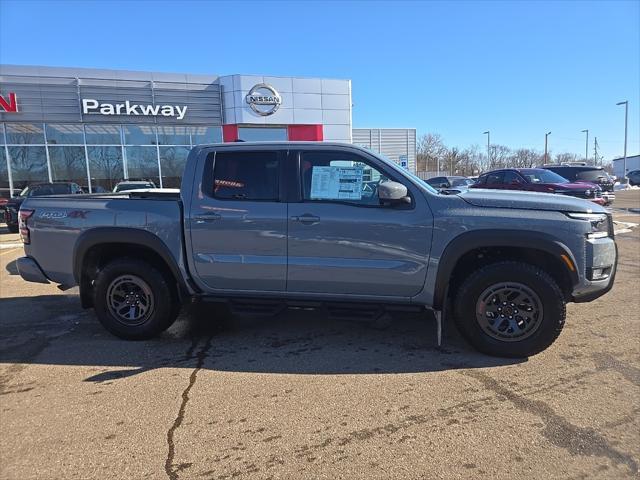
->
[288, 124, 323, 141]
[0, 92, 18, 113]
[222, 124, 239, 142]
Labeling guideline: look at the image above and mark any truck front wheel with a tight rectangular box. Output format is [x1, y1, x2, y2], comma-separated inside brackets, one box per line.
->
[453, 261, 566, 357]
[93, 258, 179, 340]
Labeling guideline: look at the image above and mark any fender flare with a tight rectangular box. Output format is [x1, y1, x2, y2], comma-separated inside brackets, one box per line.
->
[432, 229, 579, 309]
[73, 227, 190, 303]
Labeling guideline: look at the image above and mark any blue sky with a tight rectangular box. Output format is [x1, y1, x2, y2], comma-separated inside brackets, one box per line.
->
[0, 0, 638, 160]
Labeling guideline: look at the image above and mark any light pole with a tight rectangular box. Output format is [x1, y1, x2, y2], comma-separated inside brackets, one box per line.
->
[581, 129, 589, 163]
[544, 131, 551, 164]
[483, 131, 490, 165]
[616, 101, 628, 179]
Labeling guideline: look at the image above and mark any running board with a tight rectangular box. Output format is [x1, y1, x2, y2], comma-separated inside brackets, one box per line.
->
[198, 295, 440, 346]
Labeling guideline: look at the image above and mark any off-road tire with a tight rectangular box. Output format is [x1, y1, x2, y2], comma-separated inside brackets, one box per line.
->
[453, 261, 566, 358]
[93, 258, 179, 340]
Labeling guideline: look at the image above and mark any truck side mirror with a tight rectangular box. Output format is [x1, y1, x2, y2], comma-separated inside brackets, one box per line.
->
[378, 181, 411, 205]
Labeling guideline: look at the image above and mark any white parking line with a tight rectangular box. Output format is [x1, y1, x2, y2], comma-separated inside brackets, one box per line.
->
[0, 243, 23, 249]
[613, 221, 639, 228]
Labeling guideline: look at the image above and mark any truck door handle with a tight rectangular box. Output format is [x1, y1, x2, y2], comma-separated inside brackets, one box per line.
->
[291, 214, 320, 224]
[193, 212, 221, 223]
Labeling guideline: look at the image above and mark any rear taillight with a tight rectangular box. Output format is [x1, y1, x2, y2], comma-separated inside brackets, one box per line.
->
[19, 209, 35, 244]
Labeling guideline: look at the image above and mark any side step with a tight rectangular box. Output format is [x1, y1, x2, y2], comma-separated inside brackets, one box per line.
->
[198, 296, 441, 346]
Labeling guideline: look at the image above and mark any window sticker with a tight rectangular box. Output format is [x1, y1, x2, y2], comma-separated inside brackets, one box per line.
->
[310, 166, 364, 200]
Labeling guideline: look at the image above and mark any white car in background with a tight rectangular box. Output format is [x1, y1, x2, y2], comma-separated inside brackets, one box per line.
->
[113, 180, 157, 192]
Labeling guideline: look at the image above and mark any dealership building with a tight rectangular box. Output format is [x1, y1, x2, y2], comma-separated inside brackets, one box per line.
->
[0, 64, 416, 192]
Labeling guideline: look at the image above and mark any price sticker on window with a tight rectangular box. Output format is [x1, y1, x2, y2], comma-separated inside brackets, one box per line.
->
[310, 166, 364, 200]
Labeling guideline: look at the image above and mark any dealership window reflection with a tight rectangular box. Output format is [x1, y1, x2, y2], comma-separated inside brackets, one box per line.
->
[124, 125, 156, 145]
[49, 146, 87, 186]
[0, 149, 9, 189]
[6, 123, 45, 144]
[8, 146, 49, 187]
[0, 122, 222, 192]
[46, 124, 84, 145]
[88, 146, 124, 192]
[125, 147, 160, 186]
[160, 146, 190, 188]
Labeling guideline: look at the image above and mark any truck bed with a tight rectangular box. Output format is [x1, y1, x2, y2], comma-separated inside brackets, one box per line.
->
[21, 191, 185, 288]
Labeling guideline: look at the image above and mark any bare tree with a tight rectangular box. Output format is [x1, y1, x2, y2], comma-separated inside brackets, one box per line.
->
[417, 133, 447, 173]
[554, 152, 580, 164]
[512, 148, 543, 168]
[414, 131, 611, 178]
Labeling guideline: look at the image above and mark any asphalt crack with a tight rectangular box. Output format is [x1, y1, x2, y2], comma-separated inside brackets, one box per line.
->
[462, 369, 638, 475]
[165, 335, 213, 480]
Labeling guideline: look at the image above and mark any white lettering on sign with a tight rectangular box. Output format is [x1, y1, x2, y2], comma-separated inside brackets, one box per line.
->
[82, 99, 188, 120]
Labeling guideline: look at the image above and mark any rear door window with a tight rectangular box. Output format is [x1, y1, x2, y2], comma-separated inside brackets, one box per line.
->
[485, 172, 504, 185]
[503, 171, 524, 184]
[211, 151, 280, 201]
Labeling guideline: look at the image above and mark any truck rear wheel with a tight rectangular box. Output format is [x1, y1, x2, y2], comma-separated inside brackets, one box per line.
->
[453, 261, 566, 357]
[93, 258, 179, 340]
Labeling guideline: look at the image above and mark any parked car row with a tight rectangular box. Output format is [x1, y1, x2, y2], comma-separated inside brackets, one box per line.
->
[423, 165, 617, 207]
[471, 168, 606, 206]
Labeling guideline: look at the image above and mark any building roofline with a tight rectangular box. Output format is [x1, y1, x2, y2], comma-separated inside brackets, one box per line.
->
[611, 154, 640, 161]
[0, 64, 351, 83]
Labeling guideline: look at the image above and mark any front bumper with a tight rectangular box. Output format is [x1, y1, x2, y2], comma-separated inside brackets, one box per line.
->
[571, 237, 617, 303]
[601, 191, 615, 205]
[17, 256, 50, 284]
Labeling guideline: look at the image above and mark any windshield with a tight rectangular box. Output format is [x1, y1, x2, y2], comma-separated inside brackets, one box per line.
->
[20, 184, 72, 196]
[370, 151, 440, 194]
[521, 169, 569, 184]
[576, 170, 609, 182]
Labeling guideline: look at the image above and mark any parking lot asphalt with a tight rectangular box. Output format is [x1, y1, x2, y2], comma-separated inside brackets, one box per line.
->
[1, 190, 639, 480]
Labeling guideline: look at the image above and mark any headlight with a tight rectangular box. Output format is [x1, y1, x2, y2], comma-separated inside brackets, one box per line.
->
[566, 212, 610, 239]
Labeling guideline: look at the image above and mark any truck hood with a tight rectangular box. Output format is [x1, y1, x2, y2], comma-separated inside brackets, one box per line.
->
[456, 188, 605, 213]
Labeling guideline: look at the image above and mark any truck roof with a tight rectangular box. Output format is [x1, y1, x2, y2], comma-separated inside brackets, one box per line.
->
[192, 141, 361, 149]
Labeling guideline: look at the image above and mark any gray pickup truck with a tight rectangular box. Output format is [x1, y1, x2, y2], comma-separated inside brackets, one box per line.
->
[16, 142, 617, 357]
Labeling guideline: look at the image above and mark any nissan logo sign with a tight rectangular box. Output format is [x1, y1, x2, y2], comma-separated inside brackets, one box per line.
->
[245, 83, 282, 116]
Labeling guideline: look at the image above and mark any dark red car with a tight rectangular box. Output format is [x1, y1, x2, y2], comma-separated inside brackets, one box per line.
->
[470, 168, 605, 206]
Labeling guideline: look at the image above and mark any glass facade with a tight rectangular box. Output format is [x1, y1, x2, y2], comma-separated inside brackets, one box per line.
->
[1, 123, 222, 191]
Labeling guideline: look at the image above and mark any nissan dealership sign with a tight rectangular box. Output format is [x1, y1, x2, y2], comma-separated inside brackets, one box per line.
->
[0, 92, 18, 113]
[245, 83, 281, 116]
[82, 99, 188, 120]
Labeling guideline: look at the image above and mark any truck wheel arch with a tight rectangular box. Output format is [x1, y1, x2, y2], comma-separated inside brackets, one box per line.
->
[73, 228, 191, 308]
[433, 229, 580, 310]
